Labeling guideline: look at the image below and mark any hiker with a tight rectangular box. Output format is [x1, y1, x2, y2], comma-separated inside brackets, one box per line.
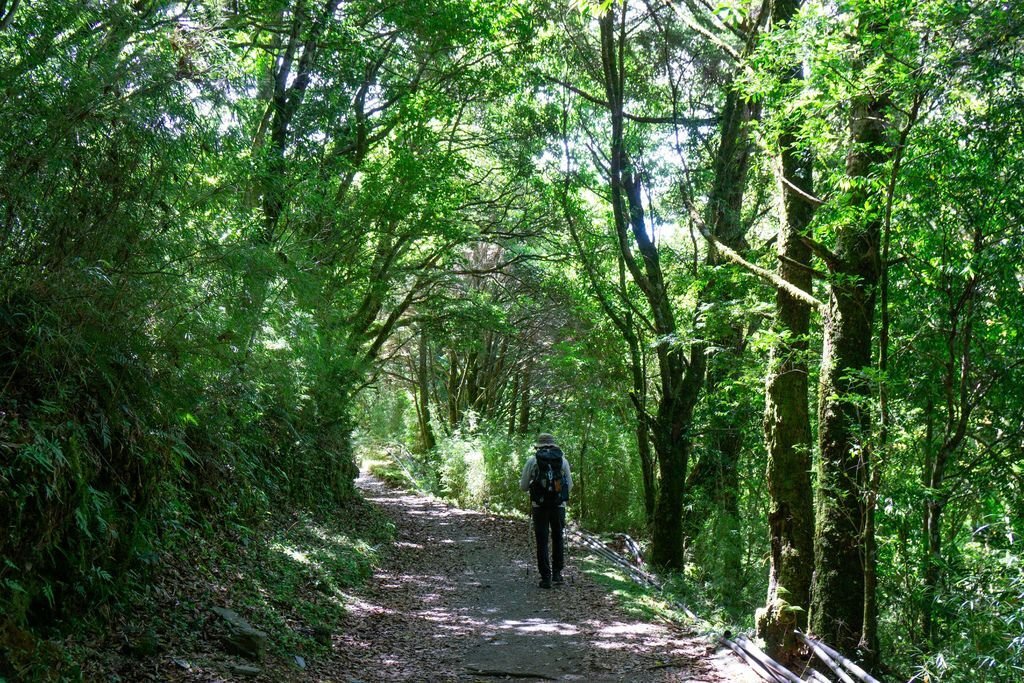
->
[520, 433, 572, 589]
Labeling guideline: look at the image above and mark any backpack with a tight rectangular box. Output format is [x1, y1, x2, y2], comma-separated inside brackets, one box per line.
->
[530, 447, 568, 507]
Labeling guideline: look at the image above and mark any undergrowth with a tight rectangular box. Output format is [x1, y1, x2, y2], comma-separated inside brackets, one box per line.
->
[1, 497, 393, 681]
[577, 556, 752, 640]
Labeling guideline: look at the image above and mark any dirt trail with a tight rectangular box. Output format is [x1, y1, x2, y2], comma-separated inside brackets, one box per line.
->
[332, 474, 758, 682]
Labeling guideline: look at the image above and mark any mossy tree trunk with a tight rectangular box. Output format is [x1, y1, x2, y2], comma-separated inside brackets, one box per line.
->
[809, 83, 889, 655]
[755, 0, 816, 662]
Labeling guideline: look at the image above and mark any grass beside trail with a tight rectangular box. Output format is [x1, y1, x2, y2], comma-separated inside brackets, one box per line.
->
[576, 555, 746, 641]
[578, 556, 692, 623]
[363, 453, 419, 490]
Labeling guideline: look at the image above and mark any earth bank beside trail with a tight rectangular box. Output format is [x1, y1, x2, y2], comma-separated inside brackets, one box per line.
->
[336, 473, 759, 682]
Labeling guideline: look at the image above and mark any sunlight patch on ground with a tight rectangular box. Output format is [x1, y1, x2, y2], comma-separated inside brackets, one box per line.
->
[308, 523, 367, 551]
[590, 620, 676, 651]
[375, 570, 453, 594]
[422, 610, 487, 632]
[341, 592, 394, 616]
[394, 541, 423, 549]
[597, 622, 662, 637]
[499, 618, 580, 636]
[269, 543, 311, 565]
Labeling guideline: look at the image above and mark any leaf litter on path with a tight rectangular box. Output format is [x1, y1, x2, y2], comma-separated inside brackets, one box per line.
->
[334, 474, 759, 682]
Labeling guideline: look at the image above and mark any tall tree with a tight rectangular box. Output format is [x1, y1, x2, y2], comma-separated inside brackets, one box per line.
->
[597, 4, 707, 568]
[755, 0, 817, 661]
[809, 3, 892, 656]
[678, 2, 768, 594]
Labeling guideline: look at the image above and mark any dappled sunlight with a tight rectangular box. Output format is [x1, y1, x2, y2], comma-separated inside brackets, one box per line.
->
[498, 617, 580, 636]
[421, 610, 489, 633]
[590, 620, 680, 652]
[270, 543, 312, 565]
[341, 592, 395, 617]
[597, 621, 662, 637]
[336, 475, 758, 682]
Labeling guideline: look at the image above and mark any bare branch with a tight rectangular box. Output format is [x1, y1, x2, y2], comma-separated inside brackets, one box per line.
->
[779, 254, 829, 280]
[669, 0, 741, 61]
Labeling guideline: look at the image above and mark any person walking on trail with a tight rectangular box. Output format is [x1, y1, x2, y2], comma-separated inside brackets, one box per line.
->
[520, 433, 572, 589]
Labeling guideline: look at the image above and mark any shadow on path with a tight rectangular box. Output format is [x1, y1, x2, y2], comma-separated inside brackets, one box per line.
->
[332, 474, 757, 682]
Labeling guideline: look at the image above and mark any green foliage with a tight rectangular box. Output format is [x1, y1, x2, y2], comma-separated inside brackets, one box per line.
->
[2, 0, 1024, 678]
[0, 0, 527, 662]
[362, 394, 649, 535]
[887, 539, 1024, 683]
[407, 426, 530, 514]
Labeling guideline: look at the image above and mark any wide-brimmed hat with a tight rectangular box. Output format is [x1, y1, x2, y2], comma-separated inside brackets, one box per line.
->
[535, 433, 557, 447]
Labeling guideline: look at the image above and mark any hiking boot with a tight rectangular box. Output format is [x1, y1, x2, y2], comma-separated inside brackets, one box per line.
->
[539, 578, 552, 589]
[552, 573, 564, 585]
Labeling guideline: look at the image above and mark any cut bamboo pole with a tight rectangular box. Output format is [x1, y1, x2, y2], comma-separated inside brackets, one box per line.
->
[796, 632, 881, 683]
[616, 533, 645, 565]
[569, 530, 659, 587]
[804, 668, 832, 683]
[796, 634, 857, 683]
[720, 637, 788, 683]
[734, 636, 804, 683]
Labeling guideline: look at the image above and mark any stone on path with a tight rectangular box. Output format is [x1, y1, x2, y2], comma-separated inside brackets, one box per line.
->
[211, 607, 268, 661]
[225, 662, 262, 677]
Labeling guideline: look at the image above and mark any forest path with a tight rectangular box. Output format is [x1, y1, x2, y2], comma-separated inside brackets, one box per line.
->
[332, 473, 758, 682]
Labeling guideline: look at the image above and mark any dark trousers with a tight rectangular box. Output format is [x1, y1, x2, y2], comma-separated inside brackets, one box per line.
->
[532, 506, 566, 580]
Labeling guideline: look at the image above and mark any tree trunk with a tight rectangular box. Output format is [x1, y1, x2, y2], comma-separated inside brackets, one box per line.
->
[262, 0, 342, 242]
[650, 388, 700, 568]
[922, 225, 980, 643]
[563, 141, 656, 528]
[623, 255, 657, 527]
[809, 85, 889, 653]
[636, 415, 656, 526]
[466, 347, 481, 411]
[517, 366, 531, 437]
[599, 6, 706, 569]
[756, 0, 815, 662]
[757, 153, 815, 659]
[447, 353, 462, 428]
[417, 328, 436, 451]
[507, 372, 519, 437]
[922, 488, 943, 641]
